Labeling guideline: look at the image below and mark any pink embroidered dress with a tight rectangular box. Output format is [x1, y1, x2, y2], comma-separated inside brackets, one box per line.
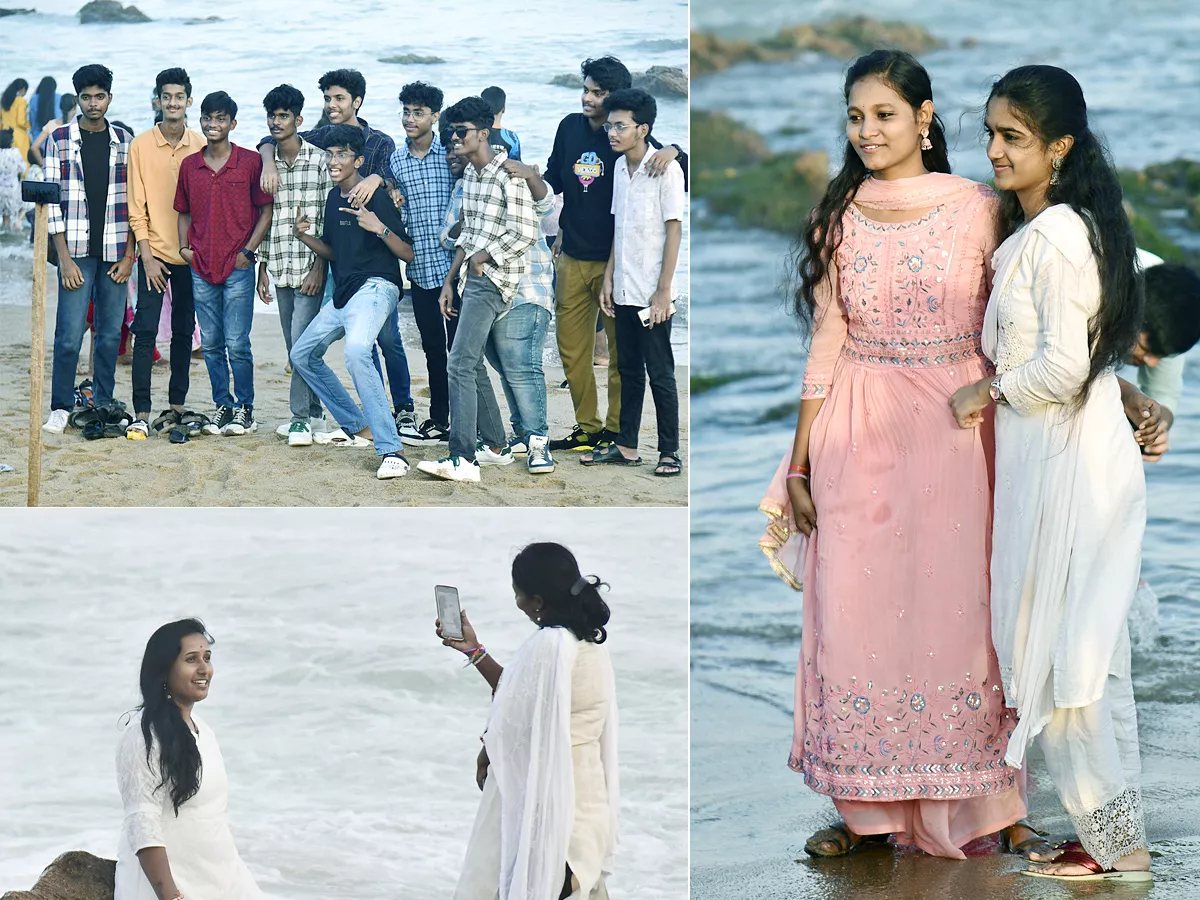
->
[759, 173, 1026, 857]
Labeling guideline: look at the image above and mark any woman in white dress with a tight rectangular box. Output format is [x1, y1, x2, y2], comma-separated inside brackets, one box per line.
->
[115, 619, 264, 900]
[950, 65, 1152, 882]
[437, 542, 619, 900]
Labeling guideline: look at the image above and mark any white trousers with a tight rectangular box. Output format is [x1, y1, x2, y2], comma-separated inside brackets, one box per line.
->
[1036, 637, 1147, 868]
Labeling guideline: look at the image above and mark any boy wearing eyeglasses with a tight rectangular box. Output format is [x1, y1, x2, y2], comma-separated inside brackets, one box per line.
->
[289, 125, 416, 480]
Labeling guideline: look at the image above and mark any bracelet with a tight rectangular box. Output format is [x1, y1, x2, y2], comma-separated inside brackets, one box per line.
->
[463, 645, 488, 668]
[787, 464, 809, 475]
[785, 472, 809, 481]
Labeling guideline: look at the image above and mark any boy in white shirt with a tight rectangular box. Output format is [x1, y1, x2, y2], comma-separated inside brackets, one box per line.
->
[587, 88, 684, 476]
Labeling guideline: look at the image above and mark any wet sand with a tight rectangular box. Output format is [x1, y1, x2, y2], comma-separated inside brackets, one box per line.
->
[691, 678, 1200, 898]
[0, 254, 687, 507]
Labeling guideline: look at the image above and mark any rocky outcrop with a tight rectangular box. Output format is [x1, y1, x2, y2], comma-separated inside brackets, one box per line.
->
[78, 1, 150, 23]
[632, 65, 687, 99]
[1, 850, 115, 900]
[379, 53, 446, 65]
[183, 15, 222, 24]
[693, 16, 947, 76]
[0, 8, 35, 17]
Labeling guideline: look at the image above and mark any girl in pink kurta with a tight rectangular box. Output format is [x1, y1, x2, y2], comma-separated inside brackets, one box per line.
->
[759, 50, 1028, 859]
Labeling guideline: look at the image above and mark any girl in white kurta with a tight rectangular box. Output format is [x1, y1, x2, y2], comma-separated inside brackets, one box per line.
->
[116, 619, 263, 900]
[439, 542, 619, 900]
[951, 65, 1152, 882]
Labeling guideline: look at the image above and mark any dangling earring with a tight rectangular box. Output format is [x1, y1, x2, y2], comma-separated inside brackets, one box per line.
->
[163, 682, 172, 700]
[919, 131, 933, 152]
[1050, 156, 1063, 186]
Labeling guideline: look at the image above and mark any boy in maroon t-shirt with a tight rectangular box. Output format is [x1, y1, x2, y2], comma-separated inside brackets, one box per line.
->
[175, 91, 273, 436]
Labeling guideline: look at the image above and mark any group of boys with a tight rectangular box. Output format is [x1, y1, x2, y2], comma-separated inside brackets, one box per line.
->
[39, 56, 689, 484]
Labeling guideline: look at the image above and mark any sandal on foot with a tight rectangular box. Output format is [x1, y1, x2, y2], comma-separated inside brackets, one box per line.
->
[654, 453, 682, 477]
[1023, 848, 1152, 882]
[804, 824, 864, 858]
[152, 409, 181, 433]
[580, 442, 642, 466]
[1001, 820, 1057, 860]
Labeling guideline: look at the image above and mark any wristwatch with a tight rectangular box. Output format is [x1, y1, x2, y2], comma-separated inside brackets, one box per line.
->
[988, 376, 1006, 404]
[380, 226, 392, 240]
[241, 247, 257, 263]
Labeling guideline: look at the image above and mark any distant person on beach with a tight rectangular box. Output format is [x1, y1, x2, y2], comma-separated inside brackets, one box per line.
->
[114, 619, 264, 900]
[126, 67, 205, 439]
[357, 80, 460, 447]
[174, 90, 273, 438]
[257, 68, 415, 428]
[0, 130, 23, 230]
[255, 83, 332, 447]
[0, 78, 32, 168]
[950, 64, 1151, 882]
[290, 124, 415, 480]
[416, 96, 538, 483]
[545, 56, 687, 455]
[32, 94, 78, 161]
[435, 542, 619, 900]
[41, 64, 135, 436]
[759, 50, 1033, 861]
[481, 85, 521, 161]
[585, 88, 683, 477]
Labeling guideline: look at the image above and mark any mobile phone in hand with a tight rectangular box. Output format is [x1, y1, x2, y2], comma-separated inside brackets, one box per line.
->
[435, 585, 464, 640]
[638, 302, 677, 327]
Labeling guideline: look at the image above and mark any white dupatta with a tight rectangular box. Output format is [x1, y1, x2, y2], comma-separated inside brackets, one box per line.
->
[485, 626, 619, 900]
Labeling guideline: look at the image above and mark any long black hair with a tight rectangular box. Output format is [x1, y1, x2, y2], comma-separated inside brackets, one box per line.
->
[988, 66, 1141, 407]
[795, 50, 951, 327]
[137, 619, 212, 815]
[32, 77, 56, 131]
[2, 79, 28, 112]
[512, 543, 610, 644]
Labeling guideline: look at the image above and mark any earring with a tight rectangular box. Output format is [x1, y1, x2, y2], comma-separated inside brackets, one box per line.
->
[1050, 156, 1063, 185]
[919, 131, 933, 151]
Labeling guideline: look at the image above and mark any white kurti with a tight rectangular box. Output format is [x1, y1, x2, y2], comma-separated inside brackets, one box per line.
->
[983, 205, 1147, 761]
[115, 711, 264, 900]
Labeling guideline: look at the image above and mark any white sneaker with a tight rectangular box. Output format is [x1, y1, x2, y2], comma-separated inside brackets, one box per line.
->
[313, 428, 373, 448]
[275, 422, 291, 438]
[287, 421, 313, 446]
[43, 409, 69, 433]
[476, 441, 515, 466]
[416, 455, 481, 482]
[527, 434, 555, 474]
[309, 414, 329, 433]
[507, 434, 529, 455]
[376, 452, 410, 479]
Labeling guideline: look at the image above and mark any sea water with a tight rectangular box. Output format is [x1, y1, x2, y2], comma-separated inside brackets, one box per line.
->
[0, 0, 690, 360]
[0, 507, 689, 900]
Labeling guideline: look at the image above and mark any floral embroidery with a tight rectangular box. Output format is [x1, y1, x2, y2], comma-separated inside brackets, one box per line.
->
[966, 691, 982, 710]
[854, 696, 871, 714]
[910, 693, 926, 712]
[841, 331, 983, 368]
[907, 255, 924, 272]
[854, 255, 869, 273]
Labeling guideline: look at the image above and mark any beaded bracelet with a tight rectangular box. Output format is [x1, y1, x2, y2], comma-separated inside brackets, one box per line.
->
[786, 472, 809, 481]
[464, 645, 488, 668]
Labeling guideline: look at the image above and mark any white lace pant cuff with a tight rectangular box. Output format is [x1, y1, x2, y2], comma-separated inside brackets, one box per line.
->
[1069, 785, 1147, 869]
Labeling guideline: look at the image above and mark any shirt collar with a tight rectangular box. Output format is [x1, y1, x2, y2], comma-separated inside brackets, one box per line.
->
[152, 123, 202, 149]
[396, 130, 443, 161]
[274, 136, 322, 166]
[478, 150, 509, 179]
[70, 118, 119, 146]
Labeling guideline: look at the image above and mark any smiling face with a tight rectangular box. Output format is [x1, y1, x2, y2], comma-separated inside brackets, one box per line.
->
[448, 120, 487, 159]
[985, 95, 1061, 198]
[76, 86, 112, 124]
[513, 580, 542, 624]
[845, 76, 931, 178]
[166, 633, 212, 706]
[323, 86, 360, 125]
[328, 145, 363, 183]
[445, 142, 467, 177]
[267, 107, 300, 142]
[200, 108, 235, 144]
[581, 77, 610, 122]
[402, 103, 437, 140]
[158, 84, 191, 125]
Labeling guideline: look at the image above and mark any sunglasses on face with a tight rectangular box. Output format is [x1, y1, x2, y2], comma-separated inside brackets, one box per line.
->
[449, 125, 479, 139]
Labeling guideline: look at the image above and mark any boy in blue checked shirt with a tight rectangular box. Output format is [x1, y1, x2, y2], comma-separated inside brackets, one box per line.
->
[42, 64, 136, 436]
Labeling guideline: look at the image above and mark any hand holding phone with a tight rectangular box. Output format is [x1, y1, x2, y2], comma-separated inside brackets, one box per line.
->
[435, 585, 464, 640]
[638, 301, 676, 327]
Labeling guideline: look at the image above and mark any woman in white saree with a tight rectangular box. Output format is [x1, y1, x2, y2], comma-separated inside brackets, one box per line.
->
[950, 65, 1153, 882]
[115, 619, 264, 900]
[438, 542, 620, 900]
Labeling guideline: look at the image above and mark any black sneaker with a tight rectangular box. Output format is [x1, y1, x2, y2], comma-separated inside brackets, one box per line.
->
[549, 424, 602, 452]
[203, 406, 233, 435]
[225, 405, 258, 435]
[400, 418, 450, 446]
[395, 403, 417, 434]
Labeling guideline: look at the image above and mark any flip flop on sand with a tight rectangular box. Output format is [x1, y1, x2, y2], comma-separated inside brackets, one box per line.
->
[1023, 848, 1152, 882]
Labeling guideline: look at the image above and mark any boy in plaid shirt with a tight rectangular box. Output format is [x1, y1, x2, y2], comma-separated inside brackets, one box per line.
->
[42, 64, 136, 435]
[416, 97, 537, 483]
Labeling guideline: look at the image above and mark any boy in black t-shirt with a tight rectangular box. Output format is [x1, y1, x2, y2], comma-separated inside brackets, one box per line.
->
[290, 125, 416, 480]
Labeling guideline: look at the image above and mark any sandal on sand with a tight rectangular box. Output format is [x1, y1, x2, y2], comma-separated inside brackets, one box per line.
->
[1023, 848, 1152, 882]
[1000, 820, 1057, 860]
[581, 443, 642, 466]
[803, 823, 885, 858]
[313, 428, 373, 449]
[152, 409, 181, 433]
[654, 453, 682, 477]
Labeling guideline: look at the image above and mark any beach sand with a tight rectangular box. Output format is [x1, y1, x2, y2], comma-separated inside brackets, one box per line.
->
[691, 678, 1199, 899]
[0, 252, 687, 507]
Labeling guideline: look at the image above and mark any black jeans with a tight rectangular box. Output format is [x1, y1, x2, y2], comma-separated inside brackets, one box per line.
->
[409, 282, 460, 427]
[614, 304, 678, 455]
[132, 259, 195, 415]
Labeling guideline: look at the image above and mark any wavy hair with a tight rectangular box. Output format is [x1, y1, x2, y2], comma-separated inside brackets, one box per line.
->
[512, 543, 611, 644]
[988, 65, 1141, 407]
[795, 50, 951, 328]
[1, 79, 28, 112]
[137, 619, 212, 815]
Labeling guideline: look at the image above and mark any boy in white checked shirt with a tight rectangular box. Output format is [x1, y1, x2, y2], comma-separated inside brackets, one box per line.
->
[417, 97, 538, 483]
[255, 84, 333, 447]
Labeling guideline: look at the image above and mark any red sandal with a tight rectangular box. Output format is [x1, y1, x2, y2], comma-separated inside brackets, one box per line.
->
[1023, 846, 1152, 882]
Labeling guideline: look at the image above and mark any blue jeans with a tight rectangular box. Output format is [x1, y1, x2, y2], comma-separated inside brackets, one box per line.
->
[290, 277, 402, 457]
[276, 286, 323, 422]
[50, 257, 126, 410]
[484, 303, 550, 438]
[447, 273, 508, 459]
[372, 303, 412, 409]
[192, 266, 256, 408]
